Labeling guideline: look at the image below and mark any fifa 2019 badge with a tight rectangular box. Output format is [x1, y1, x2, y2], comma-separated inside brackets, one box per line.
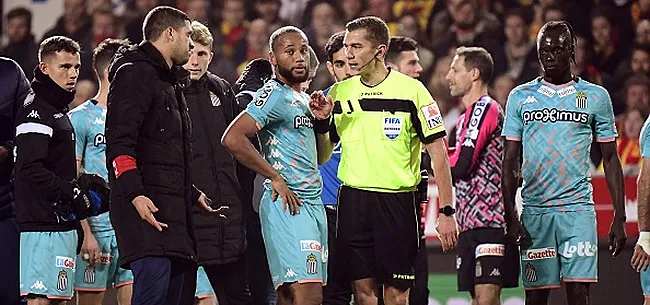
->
[306, 253, 318, 274]
[576, 91, 588, 109]
[383, 117, 402, 140]
[57, 270, 68, 291]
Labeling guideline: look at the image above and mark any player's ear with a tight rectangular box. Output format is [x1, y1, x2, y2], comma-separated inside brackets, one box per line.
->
[269, 51, 277, 66]
[471, 68, 480, 82]
[39, 61, 48, 75]
[326, 61, 335, 78]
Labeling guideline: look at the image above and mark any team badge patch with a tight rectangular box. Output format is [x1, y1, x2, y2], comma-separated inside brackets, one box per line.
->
[420, 103, 443, 130]
[84, 265, 95, 284]
[525, 263, 538, 282]
[57, 270, 68, 291]
[306, 253, 318, 274]
[383, 117, 402, 140]
[209, 92, 221, 107]
[576, 91, 588, 109]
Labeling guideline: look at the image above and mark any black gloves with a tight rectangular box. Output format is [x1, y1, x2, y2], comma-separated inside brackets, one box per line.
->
[77, 173, 110, 217]
[234, 59, 274, 109]
[70, 178, 91, 221]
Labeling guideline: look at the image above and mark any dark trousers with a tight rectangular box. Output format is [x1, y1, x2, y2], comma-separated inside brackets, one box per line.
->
[130, 257, 192, 305]
[0, 216, 24, 305]
[323, 206, 353, 305]
[205, 259, 252, 305]
[410, 237, 430, 305]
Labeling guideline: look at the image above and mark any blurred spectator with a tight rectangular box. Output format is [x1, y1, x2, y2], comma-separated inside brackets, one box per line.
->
[279, 0, 310, 26]
[185, 0, 212, 24]
[236, 19, 271, 74]
[362, 0, 395, 24]
[631, 0, 650, 25]
[90, 6, 118, 48]
[125, 0, 161, 43]
[219, 0, 249, 65]
[392, 0, 436, 35]
[337, 0, 367, 22]
[598, 107, 648, 175]
[615, 45, 650, 85]
[502, 8, 539, 84]
[304, 0, 344, 60]
[490, 73, 515, 109]
[571, 33, 615, 92]
[622, 75, 650, 116]
[637, 19, 650, 44]
[254, 0, 289, 30]
[42, 0, 94, 81]
[591, 8, 627, 76]
[1, 7, 38, 80]
[542, 2, 564, 23]
[396, 14, 435, 80]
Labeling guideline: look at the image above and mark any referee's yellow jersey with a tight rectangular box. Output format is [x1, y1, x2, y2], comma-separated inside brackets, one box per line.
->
[326, 69, 447, 193]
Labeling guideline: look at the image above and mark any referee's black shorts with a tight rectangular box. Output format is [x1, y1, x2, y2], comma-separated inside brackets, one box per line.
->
[334, 185, 419, 289]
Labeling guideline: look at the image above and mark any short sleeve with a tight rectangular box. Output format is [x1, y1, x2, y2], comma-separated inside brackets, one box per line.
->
[245, 81, 285, 129]
[641, 117, 650, 158]
[68, 110, 88, 161]
[593, 87, 618, 142]
[502, 89, 523, 140]
[413, 81, 446, 144]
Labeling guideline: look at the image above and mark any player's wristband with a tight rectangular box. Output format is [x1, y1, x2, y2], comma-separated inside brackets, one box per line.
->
[637, 231, 650, 253]
[313, 116, 332, 134]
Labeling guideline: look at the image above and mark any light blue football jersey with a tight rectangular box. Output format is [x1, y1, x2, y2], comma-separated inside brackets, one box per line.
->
[246, 79, 323, 199]
[502, 77, 618, 214]
[68, 100, 113, 237]
[641, 115, 650, 158]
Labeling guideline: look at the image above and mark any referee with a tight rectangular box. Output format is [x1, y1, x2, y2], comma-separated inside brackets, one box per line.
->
[313, 16, 458, 305]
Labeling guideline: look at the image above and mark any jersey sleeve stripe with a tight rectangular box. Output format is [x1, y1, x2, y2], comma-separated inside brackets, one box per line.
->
[15, 122, 53, 137]
[505, 136, 521, 141]
[595, 137, 615, 143]
[422, 130, 446, 144]
[358, 98, 413, 113]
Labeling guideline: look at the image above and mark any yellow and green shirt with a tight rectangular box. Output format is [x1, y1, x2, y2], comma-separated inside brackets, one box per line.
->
[326, 70, 446, 192]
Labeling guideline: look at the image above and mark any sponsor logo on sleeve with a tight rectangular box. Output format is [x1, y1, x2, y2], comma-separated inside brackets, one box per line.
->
[475, 244, 505, 258]
[27, 110, 40, 120]
[300, 240, 323, 252]
[254, 83, 276, 107]
[421, 103, 443, 130]
[55, 256, 75, 270]
[521, 247, 557, 260]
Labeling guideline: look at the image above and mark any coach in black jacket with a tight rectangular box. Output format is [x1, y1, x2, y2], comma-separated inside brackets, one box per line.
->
[180, 21, 250, 305]
[105, 7, 224, 305]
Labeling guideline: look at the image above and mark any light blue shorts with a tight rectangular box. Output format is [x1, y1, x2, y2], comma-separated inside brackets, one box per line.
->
[195, 266, 215, 299]
[75, 234, 133, 291]
[20, 231, 78, 300]
[259, 190, 328, 289]
[520, 211, 598, 289]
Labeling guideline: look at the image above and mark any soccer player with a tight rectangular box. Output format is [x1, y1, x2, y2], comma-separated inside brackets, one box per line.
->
[384, 35, 429, 305]
[385, 36, 423, 79]
[633, 114, 650, 305]
[320, 31, 354, 305]
[502, 21, 627, 305]
[68, 38, 133, 305]
[222, 26, 329, 305]
[14, 36, 91, 305]
[313, 16, 457, 305]
[194, 267, 216, 305]
[446, 46, 519, 305]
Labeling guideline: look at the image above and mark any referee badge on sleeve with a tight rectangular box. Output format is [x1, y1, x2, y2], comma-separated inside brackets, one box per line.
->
[421, 103, 443, 130]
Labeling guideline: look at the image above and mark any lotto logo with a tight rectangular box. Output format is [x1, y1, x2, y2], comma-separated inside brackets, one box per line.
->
[562, 241, 597, 258]
[55, 256, 75, 270]
[300, 240, 322, 252]
[522, 247, 557, 260]
[475, 244, 505, 258]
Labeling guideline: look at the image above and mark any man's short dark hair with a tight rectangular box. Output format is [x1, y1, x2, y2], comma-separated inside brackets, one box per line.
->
[325, 31, 345, 63]
[386, 36, 418, 65]
[504, 7, 532, 26]
[626, 74, 650, 93]
[268, 26, 308, 53]
[455, 46, 494, 84]
[346, 16, 390, 48]
[94, 38, 131, 80]
[142, 6, 191, 42]
[39, 36, 81, 63]
[7, 7, 32, 29]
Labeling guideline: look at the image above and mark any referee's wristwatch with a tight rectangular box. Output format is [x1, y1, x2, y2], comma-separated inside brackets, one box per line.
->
[439, 205, 456, 217]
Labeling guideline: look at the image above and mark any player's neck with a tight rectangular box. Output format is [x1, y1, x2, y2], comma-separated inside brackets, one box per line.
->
[275, 74, 302, 92]
[359, 62, 389, 87]
[542, 72, 573, 86]
[92, 80, 109, 107]
[462, 83, 488, 108]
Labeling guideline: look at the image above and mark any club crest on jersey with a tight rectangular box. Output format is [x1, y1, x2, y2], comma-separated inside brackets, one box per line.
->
[383, 117, 402, 140]
[209, 92, 221, 107]
[576, 91, 588, 109]
[306, 253, 318, 274]
[57, 270, 68, 291]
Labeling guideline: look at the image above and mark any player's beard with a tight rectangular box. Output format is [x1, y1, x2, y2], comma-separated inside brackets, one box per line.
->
[277, 64, 309, 85]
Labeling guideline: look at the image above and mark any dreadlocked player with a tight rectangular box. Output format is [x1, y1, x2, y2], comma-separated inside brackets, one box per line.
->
[501, 21, 627, 305]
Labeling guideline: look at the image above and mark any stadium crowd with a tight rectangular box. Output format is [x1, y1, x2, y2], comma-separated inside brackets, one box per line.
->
[3, 0, 650, 175]
[0, 1, 649, 305]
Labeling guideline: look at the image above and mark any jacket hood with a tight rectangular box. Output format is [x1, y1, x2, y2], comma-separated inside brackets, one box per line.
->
[108, 41, 190, 86]
[31, 67, 75, 112]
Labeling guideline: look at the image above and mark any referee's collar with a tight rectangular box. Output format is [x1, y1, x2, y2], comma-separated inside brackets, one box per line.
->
[360, 67, 392, 88]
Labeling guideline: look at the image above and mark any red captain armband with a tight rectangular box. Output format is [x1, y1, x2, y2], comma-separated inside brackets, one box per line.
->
[112, 155, 137, 179]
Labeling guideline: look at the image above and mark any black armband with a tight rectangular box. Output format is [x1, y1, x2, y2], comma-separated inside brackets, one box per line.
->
[313, 116, 332, 134]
